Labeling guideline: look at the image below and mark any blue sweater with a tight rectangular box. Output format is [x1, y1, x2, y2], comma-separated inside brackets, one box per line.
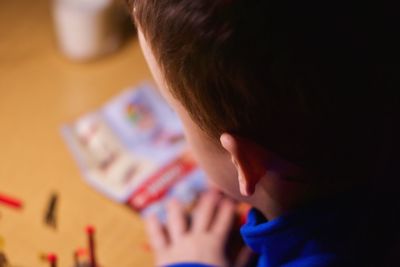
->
[166, 190, 399, 267]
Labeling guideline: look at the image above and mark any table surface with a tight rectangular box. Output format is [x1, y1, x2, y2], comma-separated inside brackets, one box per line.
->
[0, 0, 154, 266]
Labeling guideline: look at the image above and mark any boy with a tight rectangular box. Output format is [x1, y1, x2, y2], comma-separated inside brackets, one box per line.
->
[126, 1, 400, 266]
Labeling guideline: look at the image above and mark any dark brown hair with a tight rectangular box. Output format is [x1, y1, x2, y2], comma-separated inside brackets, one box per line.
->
[127, 0, 399, 184]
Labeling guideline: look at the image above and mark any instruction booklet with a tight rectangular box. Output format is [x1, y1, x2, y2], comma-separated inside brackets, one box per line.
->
[62, 83, 206, 220]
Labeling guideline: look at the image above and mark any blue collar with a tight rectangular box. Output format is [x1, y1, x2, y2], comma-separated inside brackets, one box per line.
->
[239, 192, 367, 267]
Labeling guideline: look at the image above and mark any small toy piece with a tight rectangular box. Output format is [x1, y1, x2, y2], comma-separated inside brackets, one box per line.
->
[0, 192, 23, 209]
[44, 193, 58, 228]
[0, 251, 8, 267]
[86, 226, 97, 267]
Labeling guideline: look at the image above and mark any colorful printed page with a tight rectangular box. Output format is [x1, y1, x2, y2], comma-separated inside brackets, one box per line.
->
[62, 83, 206, 219]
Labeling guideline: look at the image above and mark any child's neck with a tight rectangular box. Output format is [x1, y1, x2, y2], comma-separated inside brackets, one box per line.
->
[253, 171, 355, 220]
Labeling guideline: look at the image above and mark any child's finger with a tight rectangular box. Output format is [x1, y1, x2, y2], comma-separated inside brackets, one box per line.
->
[166, 199, 187, 243]
[211, 198, 235, 237]
[145, 214, 168, 251]
[192, 190, 220, 232]
[233, 246, 258, 267]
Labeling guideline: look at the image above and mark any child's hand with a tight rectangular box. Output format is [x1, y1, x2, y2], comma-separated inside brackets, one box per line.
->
[145, 191, 236, 267]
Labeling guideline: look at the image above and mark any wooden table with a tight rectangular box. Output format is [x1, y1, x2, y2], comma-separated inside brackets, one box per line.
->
[0, 0, 153, 266]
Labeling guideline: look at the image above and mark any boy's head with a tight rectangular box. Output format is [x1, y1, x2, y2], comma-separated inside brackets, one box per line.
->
[127, 0, 398, 208]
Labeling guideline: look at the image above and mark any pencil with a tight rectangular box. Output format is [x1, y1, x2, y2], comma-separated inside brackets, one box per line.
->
[0, 192, 23, 209]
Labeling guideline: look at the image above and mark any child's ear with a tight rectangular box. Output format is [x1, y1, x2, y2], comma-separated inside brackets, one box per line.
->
[220, 133, 268, 197]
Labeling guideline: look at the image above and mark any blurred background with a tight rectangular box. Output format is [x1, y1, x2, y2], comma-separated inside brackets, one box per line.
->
[0, 0, 154, 266]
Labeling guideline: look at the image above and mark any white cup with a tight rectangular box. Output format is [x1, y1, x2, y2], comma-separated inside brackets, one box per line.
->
[53, 0, 127, 61]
